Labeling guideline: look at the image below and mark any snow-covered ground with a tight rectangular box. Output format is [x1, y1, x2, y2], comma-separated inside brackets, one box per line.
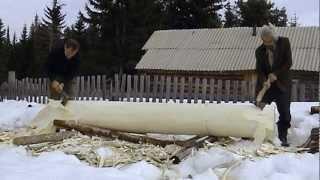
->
[0, 100, 319, 180]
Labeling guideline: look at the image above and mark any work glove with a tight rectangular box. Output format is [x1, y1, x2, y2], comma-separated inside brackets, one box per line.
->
[268, 73, 277, 83]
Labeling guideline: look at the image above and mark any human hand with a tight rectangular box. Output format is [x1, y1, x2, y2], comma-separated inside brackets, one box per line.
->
[263, 80, 271, 89]
[256, 101, 266, 110]
[51, 81, 63, 93]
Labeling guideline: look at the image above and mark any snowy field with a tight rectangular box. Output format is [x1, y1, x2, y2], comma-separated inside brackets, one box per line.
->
[0, 100, 319, 180]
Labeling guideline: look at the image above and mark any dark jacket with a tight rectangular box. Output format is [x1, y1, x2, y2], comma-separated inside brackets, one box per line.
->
[46, 40, 80, 82]
[255, 37, 292, 96]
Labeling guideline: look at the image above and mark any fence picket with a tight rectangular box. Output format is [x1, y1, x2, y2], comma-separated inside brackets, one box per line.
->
[1, 72, 317, 103]
[165, 76, 171, 102]
[179, 77, 185, 103]
[187, 77, 193, 103]
[201, 78, 207, 103]
[139, 75, 145, 102]
[146, 75, 151, 102]
[152, 75, 158, 102]
[133, 75, 138, 102]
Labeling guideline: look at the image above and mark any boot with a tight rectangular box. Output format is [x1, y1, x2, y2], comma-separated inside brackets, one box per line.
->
[278, 126, 289, 147]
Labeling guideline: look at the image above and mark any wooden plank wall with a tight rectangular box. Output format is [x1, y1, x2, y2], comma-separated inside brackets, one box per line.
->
[0, 72, 318, 104]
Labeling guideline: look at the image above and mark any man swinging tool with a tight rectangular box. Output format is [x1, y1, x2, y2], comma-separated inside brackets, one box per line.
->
[46, 39, 80, 105]
[255, 24, 292, 147]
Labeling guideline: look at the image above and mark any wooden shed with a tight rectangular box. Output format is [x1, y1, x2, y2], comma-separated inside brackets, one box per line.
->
[136, 27, 319, 85]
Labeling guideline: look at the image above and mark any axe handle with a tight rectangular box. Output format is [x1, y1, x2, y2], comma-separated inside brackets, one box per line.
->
[256, 79, 286, 103]
[256, 79, 271, 102]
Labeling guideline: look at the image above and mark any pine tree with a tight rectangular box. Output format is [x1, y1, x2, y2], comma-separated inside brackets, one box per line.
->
[30, 14, 51, 77]
[74, 12, 86, 35]
[20, 24, 28, 44]
[0, 19, 6, 46]
[270, 7, 287, 27]
[0, 19, 9, 83]
[237, 0, 273, 27]
[224, 1, 240, 28]
[84, 0, 165, 75]
[165, 0, 224, 29]
[289, 13, 298, 27]
[6, 27, 10, 45]
[12, 33, 16, 46]
[42, 0, 66, 50]
[236, 0, 288, 27]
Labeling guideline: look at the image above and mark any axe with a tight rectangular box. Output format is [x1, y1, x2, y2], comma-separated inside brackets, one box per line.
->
[256, 79, 285, 110]
[56, 83, 70, 106]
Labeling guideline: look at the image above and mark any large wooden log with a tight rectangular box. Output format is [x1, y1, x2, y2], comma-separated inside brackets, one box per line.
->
[13, 131, 76, 145]
[29, 100, 276, 144]
[53, 120, 188, 147]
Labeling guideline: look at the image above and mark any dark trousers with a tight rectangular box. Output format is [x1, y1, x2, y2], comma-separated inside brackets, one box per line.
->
[262, 85, 291, 131]
[49, 80, 75, 100]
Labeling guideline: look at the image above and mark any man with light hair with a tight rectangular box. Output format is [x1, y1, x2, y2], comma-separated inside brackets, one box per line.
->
[255, 24, 292, 146]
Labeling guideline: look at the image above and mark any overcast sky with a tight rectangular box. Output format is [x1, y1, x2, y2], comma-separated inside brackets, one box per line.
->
[0, 0, 319, 37]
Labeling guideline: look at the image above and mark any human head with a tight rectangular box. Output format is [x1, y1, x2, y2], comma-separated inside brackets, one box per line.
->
[260, 23, 278, 46]
[64, 39, 80, 59]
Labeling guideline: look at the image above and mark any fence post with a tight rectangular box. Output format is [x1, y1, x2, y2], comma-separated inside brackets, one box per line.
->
[114, 74, 120, 101]
[299, 82, 306, 102]
[139, 75, 145, 102]
[201, 78, 207, 104]
[146, 75, 151, 102]
[152, 75, 158, 102]
[194, 77, 200, 103]
[209, 79, 215, 103]
[159, 76, 165, 103]
[165, 76, 171, 102]
[241, 81, 247, 103]
[126, 75, 132, 102]
[225, 80, 230, 103]
[173, 76, 178, 103]
[101, 75, 107, 100]
[187, 77, 193, 103]
[179, 77, 185, 103]
[291, 80, 298, 102]
[217, 79, 222, 103]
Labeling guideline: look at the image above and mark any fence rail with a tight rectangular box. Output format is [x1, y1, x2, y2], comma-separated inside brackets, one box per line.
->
[0, 71, 318, 104]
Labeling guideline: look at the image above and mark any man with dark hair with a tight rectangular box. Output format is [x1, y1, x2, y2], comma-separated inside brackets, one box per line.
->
[255, 24, 292, 147]
[46, 39, 80, 104]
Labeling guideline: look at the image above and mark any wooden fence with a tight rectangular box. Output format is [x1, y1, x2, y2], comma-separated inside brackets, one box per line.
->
[0, 71, 318, 104]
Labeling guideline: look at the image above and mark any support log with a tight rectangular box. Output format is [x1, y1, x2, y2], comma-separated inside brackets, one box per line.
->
[170, 136, 216, 164]
[53, 120, 189, 147]
[310, 106, 320, 115]
[300, 128, 319, 153]
[13, 131, 77, 145]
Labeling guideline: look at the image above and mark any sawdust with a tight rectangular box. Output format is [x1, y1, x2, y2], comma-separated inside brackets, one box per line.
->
[0, 130, 309, 171]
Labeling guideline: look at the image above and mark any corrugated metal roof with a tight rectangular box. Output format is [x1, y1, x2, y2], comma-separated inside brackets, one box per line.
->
[137, 27, 319, 72]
